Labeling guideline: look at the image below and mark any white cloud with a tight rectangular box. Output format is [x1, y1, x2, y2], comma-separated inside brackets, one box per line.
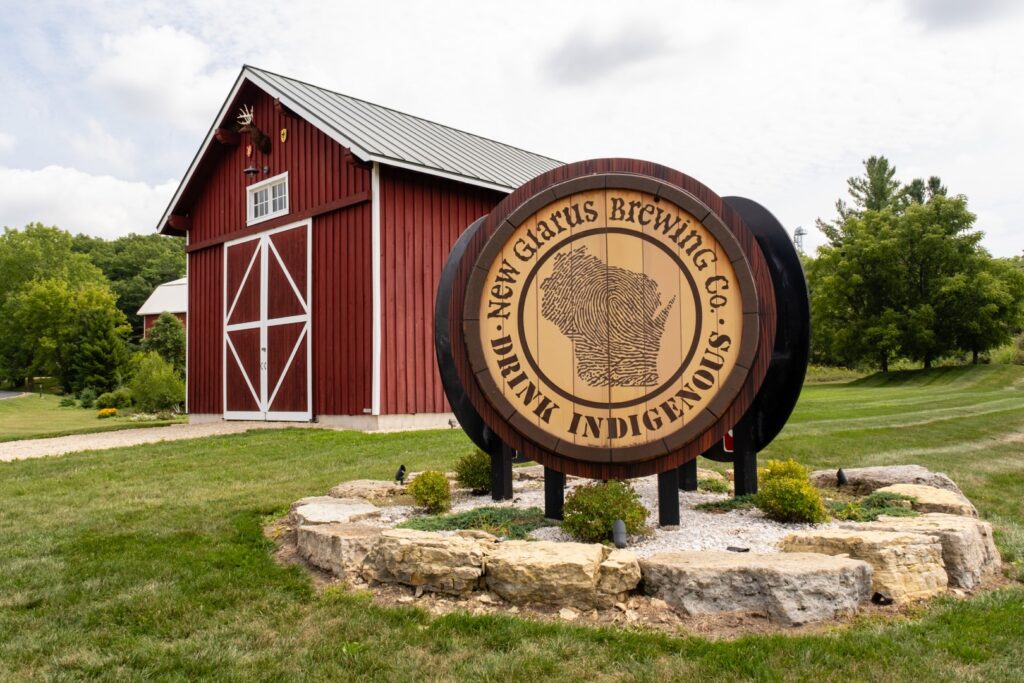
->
[66, 119, 138, 177]
[0, 132, 13, 153]
[0, 165, 176, 238]
[90, 25, 236, 132]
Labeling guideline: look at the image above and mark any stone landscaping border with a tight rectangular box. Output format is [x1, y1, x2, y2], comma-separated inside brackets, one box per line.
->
[278, 464, 1003, 633]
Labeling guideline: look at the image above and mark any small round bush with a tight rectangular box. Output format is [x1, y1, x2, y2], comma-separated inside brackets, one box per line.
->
[407, 470, 451, 513]
[755, 477, 828, 524]
[455, 449, 491, 494]
[697, 477, 730, 494]
[759, 458, 810, 484]
[97, 407, 118, 419]
[129, 352, 184, 413]
[563, 480, 649, 543]
[58, 396, 76, 408]
[96, 387, 133, 409]
[78, 387, 97, 409]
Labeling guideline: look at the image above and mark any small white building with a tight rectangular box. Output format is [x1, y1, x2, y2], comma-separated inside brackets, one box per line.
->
[137, 277, 187, 338]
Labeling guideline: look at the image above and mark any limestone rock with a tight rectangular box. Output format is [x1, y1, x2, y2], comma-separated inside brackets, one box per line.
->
[874, 483, 977, 517]
[809, 465, 962, 496]
[290, 496, 380, 526]
[639, 551, 873, 626]
[512, 465, 545, 481]
[484, 541, 641, 608]
[847, 513, 1000, 589]
[361, 528, 485, 595]
[780, 529, 947, 601]
[697, 468, 726, 482]
[296, 523, 382, 576]
[328, 480, 413, 506]
[454, 529, 499, 543]
[598, 549, 643, 596]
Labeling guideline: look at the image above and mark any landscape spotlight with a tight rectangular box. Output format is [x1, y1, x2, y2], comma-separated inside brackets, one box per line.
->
[837, 468, 848, 487]
[612, 519, 627, 549]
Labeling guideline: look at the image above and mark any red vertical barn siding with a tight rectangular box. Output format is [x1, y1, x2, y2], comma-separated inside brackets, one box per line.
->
[312, 203, 372, 416]
[143, 312, 186, 338]
[185, 82, 370, 246]
[187, 246, 223, 413]
[379, 166, 504, 415]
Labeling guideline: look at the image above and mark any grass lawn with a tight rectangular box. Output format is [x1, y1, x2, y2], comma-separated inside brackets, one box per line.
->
[0, 365, 1022, 681]
[0, 393, 184, 442]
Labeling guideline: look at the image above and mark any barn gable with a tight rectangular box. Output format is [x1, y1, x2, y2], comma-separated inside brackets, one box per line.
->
[158, 65, 561, 236]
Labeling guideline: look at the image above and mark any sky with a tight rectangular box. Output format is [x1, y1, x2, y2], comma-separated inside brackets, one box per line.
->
[0, 0, 1021, 257]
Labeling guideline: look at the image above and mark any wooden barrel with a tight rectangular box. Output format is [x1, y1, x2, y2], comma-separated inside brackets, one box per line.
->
[445, 159, 776, 479]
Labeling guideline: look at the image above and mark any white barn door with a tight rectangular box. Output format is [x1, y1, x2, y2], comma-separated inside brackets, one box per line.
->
[223, 221, 312, 421]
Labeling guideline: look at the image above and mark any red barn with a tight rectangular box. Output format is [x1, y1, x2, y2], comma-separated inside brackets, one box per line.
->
[158, 66, 561, 428]
[137, 277, 187, 337]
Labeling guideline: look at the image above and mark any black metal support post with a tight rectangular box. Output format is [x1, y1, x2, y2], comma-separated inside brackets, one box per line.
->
[658, 468, 680, 526]
[678, 458, 698, 492]
[544, 467, 565, 520]
[733, 412, 758, 497]
[490, 443, 514, 501]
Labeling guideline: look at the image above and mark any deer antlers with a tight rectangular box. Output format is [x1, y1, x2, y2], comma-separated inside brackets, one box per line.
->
[235, 104, 272, 155]
[236, 104, 255, 127]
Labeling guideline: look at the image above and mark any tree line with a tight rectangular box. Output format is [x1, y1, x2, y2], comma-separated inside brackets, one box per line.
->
[806, 156, 1024, 371]
[0, 224, 185, 395]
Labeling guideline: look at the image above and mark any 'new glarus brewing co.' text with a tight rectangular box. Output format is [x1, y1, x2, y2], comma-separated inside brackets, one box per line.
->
[473, 188, 750, 452]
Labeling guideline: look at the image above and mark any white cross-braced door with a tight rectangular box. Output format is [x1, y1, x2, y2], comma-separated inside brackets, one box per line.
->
[223, 221, 311, 421]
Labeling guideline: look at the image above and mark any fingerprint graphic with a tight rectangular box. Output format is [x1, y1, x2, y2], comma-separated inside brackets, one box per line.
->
[540, 246, 676, 387]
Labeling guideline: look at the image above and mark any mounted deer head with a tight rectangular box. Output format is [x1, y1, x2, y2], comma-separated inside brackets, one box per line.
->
[236, 104, 272, 155]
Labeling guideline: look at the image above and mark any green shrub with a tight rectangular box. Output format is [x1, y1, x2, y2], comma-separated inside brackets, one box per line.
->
[407, 471, 451, 513]
[58, 396, 77, 408]
[398, 506, 547, 539]
[697, 478, 730, 494]
[755, 477, 828, 524]
[695, 494, 756, 513]
[829, 491, 919, 522]
[129, 352, 184, 413]
[78, 387, 97, 409]
[562, 481, 649, 543]
[96, 387, 133, 409]
[759, 458, 810, 484]
[455, 449, 491, 494]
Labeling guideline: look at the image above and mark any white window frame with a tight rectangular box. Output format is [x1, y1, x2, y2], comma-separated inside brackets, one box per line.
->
[246, 171, 290, 226]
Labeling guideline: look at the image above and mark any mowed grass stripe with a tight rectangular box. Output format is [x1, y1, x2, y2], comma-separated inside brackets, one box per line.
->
[784, 397, 1024, 436]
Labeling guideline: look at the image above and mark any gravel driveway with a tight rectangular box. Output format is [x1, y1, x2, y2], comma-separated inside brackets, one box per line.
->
[0, 421, 320, 462]
[0, 391, 26, 400]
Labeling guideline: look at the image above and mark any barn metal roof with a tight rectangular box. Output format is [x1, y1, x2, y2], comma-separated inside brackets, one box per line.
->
[247, 66, 563, 191]
[137, 277, 187, 316]
[157, 66, 562, 234]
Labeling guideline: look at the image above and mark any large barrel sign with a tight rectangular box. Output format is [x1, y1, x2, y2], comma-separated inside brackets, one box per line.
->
[444, 160, 776, 479]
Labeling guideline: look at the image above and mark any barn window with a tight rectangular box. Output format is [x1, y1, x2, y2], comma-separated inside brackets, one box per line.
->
[247, 172, 289, 225]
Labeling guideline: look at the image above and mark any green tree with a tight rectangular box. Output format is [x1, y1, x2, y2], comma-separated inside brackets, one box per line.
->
[72, 233, 185, 340]
[904, 176, 947, 205]
[810, 159, 1016, 370]
[937, 257, 1024, 364]
[0, 279, 131, 392]
[808, 210, 906, 371]
[889, 195, 983, 368]
[0, 224, 105, 306]
[142, 312, 186, 375]
[817, 156, 904, 245]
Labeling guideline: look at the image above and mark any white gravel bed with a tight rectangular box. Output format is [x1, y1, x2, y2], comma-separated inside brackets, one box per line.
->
[384, 471, 836, 556]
